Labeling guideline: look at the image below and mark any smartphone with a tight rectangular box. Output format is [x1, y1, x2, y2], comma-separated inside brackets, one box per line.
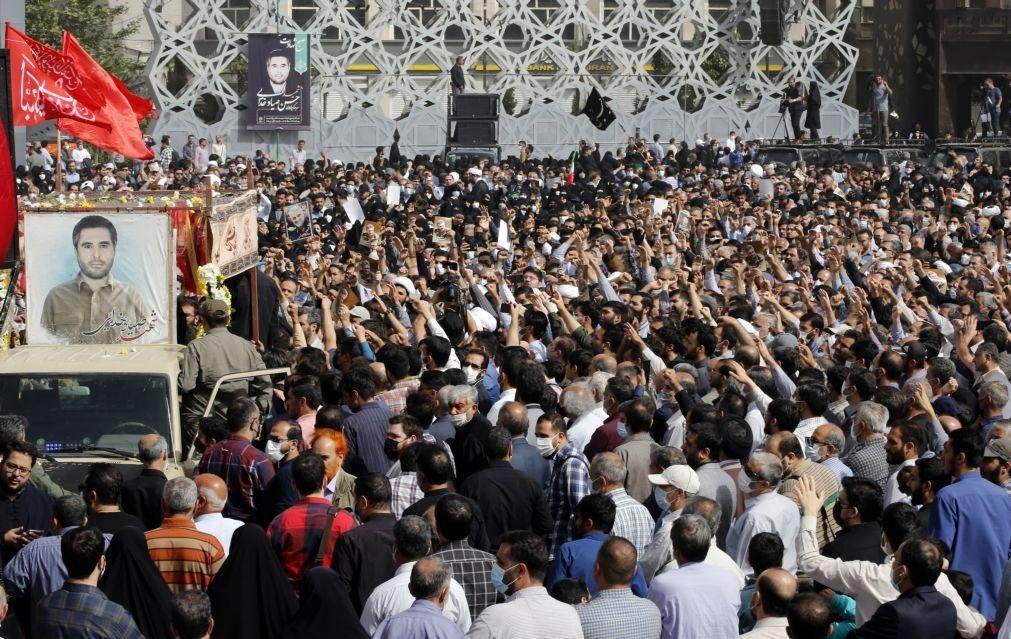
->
[447, 261, 459, 271]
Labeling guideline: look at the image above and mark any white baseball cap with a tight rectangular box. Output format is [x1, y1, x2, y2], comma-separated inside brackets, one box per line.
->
[648, 465, 700, 494]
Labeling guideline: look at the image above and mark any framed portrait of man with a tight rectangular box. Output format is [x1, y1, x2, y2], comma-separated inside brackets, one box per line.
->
[24, 212, 174, 345]
[247, 33, 311, 130]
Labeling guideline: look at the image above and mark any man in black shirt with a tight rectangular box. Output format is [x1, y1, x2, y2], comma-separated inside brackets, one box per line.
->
[0, 441, 53, 565]
[80, 463, 144, 536]
[121, 434, 169, 530]
[784, 76, 807, 141]
[330, 473, 397, 614]
[403, 444, 490, 551]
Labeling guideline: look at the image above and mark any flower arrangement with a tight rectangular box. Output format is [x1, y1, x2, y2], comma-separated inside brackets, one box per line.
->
[23, 190, 206, 210]
[194, 263, 231, 336]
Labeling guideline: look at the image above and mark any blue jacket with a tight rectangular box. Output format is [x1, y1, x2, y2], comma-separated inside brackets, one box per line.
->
[509, 437, 550, 492]
[545, 532, 648, 597]
[929, 471, 1011, 619]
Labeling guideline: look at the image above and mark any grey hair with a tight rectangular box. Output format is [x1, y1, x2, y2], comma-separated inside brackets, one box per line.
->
[138, 436, 167, 464]
[589, 372, 614, 402]
[445, 385, 477, 407]
[436, 385, 454, 410]
[163, 477, 198, 515]
[298, 306, 321, 326]
[855, 401, 890, 435]
[197, 483, 227, 512]
[979, 380, 1009, 411]
[589, 452, 628, 484]
[394, 515, 433, 560]
[496, 402, 528, 433]
[753, 312, 780, 333]
[408, 556, 452, 600]
[561, 383, 596, 419]
[650, 446, 687, 469]
[670, 513, 711, 559]
[823, 427, 846, 452]
[684, 495, 721, 539]
[672, 363, 699, 381]
[750, 451, 784, 485]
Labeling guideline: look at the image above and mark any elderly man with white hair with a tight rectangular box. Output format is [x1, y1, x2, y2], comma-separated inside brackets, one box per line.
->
[560, 381, 604, 452]
[843, 401, 890, 490]
[445, 385, 493, 485]
[193, 474, 243, 557]
[725, 452, 800, 576]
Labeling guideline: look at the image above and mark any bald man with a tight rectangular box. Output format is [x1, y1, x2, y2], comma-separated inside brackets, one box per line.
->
[193, 474, 243, 556]
[811, 424, 853, 483]
[741, 568, 797, 638]
[577, 536, 661, 639]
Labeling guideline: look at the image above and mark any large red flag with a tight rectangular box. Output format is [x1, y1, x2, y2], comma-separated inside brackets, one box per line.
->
[0, 116, 15, 262]
[57, 31, 153, 160]
[4, 23, 103, 128]
[111, 74, 155, 122]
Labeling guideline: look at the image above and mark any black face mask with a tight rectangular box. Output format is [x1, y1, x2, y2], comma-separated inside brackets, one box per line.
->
[833, 501, 849, 529]
[383, 439, 400, 461]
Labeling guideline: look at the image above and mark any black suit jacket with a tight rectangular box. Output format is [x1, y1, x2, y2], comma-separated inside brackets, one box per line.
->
[450, 414, 493, 485]
[331, 512, 397, 614]
[451, 64, 465, 91]
[121, 468, 167, 530]
[823, 522, 886, 564]
[854, 586, 956, 639]
[458, 460, 553, 550]
[402, 488, 491, 551]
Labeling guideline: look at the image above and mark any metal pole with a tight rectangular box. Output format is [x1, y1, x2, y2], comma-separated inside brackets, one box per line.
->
[55, 129, 63, 193]
[482, 0, 488, 92]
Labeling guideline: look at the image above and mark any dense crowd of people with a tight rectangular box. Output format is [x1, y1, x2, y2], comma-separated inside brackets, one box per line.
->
[3, 127, 1011, 639]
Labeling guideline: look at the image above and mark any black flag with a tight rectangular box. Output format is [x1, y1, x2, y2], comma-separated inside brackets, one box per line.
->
[583, 87, 616, 130]
[389, 128, 402, 165]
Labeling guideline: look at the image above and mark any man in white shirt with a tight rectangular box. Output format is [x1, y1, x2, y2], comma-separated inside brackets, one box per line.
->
[646, 514, 740, 639]
[659, 496, 746, 589]
[793, 385, 830, 451]
[642, 464, 699, 581]
[726, 452, 800, 575]
[465, 530, 582, 639]
[740, 568, 795, 639]
[193, 474, 243, 557]
[559, 383, 605, 453]
[793, 475, 986, 636]
[882, 422, 924, 506]
[361, 515, 470, 634]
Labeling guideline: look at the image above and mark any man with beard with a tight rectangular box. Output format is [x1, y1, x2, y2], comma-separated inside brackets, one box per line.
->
[41, 215, 152, 343]
[882, 421, 926, 506]
[681, 421, 737, 549]
[821, 477, 885, 563]
[312, 428, 357, 510]
[907, 457, 949, 534]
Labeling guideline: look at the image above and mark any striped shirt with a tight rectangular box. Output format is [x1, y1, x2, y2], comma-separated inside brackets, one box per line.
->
[607, 488, 654, 557]
[779, 458, 842, 550]
[146, 516, 225, 592]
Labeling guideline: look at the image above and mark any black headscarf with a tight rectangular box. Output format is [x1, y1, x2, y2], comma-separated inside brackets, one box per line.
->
[207, 524, 298, 639]
[99, 526, 174, 639]
[283, 567, 368, 639]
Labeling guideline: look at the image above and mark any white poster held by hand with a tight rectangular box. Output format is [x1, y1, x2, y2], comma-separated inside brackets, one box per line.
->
[386, 183, 401, 205]
[653, 198, 668, 215]
[497, 218, 511, 251]
[343, 197, 365, 228]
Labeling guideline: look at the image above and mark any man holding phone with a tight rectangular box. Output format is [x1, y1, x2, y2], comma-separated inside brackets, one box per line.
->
[0, 441, 53, 565]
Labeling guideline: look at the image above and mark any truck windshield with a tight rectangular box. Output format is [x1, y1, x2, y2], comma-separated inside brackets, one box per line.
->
[0, 374, 172, 455]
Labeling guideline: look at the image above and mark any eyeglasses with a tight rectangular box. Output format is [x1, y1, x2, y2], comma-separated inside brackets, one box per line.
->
[742, 465, 763, 481]
[4, 462, 31, 476]
[267, 436, 289, 443]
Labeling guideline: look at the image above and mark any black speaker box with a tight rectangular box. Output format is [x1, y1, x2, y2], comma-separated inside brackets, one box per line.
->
[759, 0, 784, 46]
[453, 120, 497, 145]
[451, 93, 499, 119]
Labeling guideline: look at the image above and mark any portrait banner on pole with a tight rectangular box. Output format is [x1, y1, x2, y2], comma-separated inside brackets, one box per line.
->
[24, 212, 173, 345]
[208, 190, 259, 277]
[247, 33, 311, 130]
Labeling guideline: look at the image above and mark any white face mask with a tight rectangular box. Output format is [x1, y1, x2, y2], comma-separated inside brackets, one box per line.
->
[737, 470, 755, 496]
[465, 367, 480, 385]
[448, 412, 470, 428]
[536, 435, 557, 458]
[265, 439, 284, 463]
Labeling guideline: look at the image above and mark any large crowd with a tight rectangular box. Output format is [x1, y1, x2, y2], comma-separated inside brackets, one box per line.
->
[1, 127, 1011, 639]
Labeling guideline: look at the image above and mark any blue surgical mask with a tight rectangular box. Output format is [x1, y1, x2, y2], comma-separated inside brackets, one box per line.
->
[490, 563, 516, 595]
[805, 442, 821, 462]
[654, 486, 670, 510]
[616, 422, 628, 439]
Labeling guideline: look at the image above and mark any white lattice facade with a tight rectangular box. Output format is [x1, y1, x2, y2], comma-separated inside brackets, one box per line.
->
[143, 0, 859, 161]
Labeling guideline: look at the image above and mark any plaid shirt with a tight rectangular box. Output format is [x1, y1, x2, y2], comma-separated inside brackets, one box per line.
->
[844, 437, 890, 490]
[576, 588, 661, 639]
[197, 435, 276, 521]
[36, 583, 143, 639]
[432, 539, 501, 619]
[608, 488, 655, 557]
[390, 472, 424, 517]
[267, 496, 356, 588]
[375, 378, 420, 415]
[548, 443, 592, 557]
